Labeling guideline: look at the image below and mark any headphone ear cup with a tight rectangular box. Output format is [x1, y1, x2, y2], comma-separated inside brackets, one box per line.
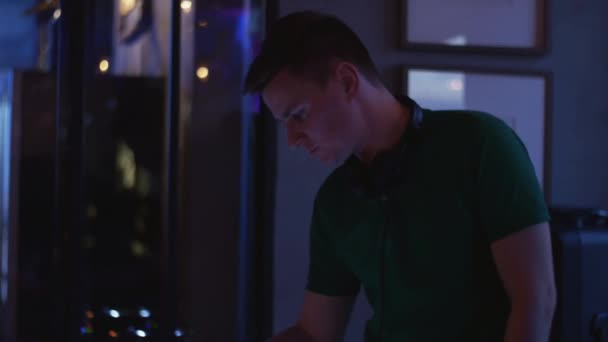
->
[347, 96, 424, 198]
[347, 142, 405, 198]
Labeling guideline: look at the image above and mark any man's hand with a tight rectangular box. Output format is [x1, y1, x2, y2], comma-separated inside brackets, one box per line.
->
[491, 222, 556, 342]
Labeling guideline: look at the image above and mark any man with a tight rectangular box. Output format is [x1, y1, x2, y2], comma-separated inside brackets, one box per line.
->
[244, 11, 556, 342]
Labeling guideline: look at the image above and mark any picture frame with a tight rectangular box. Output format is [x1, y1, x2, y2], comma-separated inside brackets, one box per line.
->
[403, 65, 552, 197]
[401, 0, 549, 55]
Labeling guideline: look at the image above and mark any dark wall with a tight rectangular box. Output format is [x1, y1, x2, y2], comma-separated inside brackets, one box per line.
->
[272, 0, 608, 340]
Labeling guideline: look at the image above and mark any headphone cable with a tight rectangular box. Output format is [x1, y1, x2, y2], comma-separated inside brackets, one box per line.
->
[377, 194, 390, 342]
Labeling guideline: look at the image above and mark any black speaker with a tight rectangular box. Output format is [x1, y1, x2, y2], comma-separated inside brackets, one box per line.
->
[550, 207, 608, 342]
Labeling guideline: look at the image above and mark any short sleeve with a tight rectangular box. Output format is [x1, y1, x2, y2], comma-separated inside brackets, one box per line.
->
[306, 194, 360, 297]
[477, 116, 550, 242]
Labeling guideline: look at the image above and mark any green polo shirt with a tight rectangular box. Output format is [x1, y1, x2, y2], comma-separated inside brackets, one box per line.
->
[306, 109, 550, 341]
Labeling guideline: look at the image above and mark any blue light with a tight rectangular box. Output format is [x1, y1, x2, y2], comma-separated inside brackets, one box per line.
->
[139, 309, 151, 318]
[109, 309, 120, 318]
[174, 329, 183, 337]
[136, 330, 146, 337]
[80, 327, 87, 334]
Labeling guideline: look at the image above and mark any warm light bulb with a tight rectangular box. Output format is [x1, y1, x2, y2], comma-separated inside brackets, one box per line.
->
[99, 59, 110, 73]
[196, 66, 209, 80]
[119, 0, 137, 15]
[180, 0, 192, 13]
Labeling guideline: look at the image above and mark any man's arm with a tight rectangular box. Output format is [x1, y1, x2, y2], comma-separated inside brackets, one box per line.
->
[271, 291, 357, 342]
[491, 222, 557, 342]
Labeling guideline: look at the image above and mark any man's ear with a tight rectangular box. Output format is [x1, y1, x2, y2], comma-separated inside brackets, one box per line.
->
[335, 62, 359, 99]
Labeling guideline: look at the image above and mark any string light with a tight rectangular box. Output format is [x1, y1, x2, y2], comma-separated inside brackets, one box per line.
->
[196, 66, 209, 80]
[99, 59, 110, 73]
[139, 308, 151, 318]
[109, 309, 120, 318]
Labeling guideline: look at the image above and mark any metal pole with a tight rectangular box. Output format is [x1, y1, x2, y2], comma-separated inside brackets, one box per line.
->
[162, 0, 181, 340]
[54, 0, 87, 341]
[257, 2, 279, 340]
[237, 0, 255, 340]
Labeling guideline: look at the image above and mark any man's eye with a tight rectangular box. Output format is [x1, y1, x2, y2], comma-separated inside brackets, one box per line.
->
[292, 111, 307, 121]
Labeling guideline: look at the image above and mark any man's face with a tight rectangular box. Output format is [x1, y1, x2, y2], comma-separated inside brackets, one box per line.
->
[262, 68, 361, 164]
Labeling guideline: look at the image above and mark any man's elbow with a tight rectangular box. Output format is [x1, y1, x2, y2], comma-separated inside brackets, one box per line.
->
[512, 285, 557, 320]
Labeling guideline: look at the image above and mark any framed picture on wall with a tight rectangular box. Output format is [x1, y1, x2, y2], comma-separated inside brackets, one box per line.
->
[403, 66, 552, 194]
[401, 0, 548, 54]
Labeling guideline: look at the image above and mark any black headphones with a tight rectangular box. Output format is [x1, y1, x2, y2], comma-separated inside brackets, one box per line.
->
[346, 96, 424, 199]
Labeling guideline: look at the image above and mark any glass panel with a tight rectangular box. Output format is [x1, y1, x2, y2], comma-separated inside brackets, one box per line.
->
[80, 76, 165, 341]
[177, 0, 268, 340]
[0, 0, 270, 341]
[10, 71, 57, 342]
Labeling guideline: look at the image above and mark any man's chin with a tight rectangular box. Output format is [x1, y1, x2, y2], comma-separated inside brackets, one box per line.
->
[318, 151, 348, 165]
[318, 156, 334, 165]
[315, 151, 333, 164]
